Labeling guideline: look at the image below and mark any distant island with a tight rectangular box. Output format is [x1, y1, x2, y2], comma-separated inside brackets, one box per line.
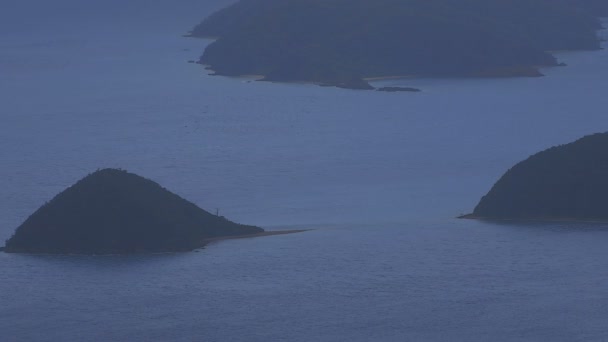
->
[461, 132, 608, 222]
[187, 0, 607, 90]
[2, 169, 270, 254]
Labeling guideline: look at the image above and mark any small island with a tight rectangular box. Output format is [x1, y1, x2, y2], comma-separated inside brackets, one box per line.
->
[3, 169, 269, 254]
[187, 0, 607, 90]
[461, 132, 608, 221]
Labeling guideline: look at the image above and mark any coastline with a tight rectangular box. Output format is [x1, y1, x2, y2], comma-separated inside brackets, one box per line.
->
[201, 229, 310, 245]
[459, 214, 608, 224]
[1, 230, 310, 255]
[188, 3, 607, 92]
[196, 64, 551, 91]
[366, 65, 548, 82]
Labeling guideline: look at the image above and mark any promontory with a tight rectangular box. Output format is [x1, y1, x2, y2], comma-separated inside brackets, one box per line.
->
[187, 0, 607, 90]
[3, 169, 264, 254]
[462, 132, 608, 221]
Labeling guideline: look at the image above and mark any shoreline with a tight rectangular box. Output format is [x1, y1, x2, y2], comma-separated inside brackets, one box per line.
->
[459, 214, 608, 224]
[196, 65, 552, 91]
[202, 229, 310, 245]
[1, 230, 310, 255]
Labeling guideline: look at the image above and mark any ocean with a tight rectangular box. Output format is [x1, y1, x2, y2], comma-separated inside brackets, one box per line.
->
[2, 1, 608, 340]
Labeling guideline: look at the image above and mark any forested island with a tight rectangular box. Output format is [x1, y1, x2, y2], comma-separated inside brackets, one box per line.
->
[2, 169, 264, 254]
[187, 0, 607, 90]
[462, 133, 608, 222]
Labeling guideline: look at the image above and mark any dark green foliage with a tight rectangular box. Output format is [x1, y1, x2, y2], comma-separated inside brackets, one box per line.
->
[471, 133, 608, 220]
[4, 169, 263, 254]
[189, 0, 604, 89]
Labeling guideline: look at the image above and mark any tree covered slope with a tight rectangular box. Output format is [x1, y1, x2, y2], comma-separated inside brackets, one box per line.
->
[465, 133, 608, 221]
[189, 0, 605, 89]
[3, 169, 263, 254]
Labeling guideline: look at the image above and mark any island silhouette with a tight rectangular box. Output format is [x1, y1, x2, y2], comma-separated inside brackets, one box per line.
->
[3, 169, 268, 254]
[187, 0, 607, 90]
[462, 132, 608, 221]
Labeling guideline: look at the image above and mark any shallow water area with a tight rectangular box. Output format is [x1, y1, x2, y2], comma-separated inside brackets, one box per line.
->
[2, 2, 608, 341]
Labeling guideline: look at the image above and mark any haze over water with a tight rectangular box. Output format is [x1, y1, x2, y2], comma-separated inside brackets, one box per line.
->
[2, 1, 608, 340]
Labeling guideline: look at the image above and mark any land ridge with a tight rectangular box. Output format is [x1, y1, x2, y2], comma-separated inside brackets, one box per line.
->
[188, 0, 607, 90]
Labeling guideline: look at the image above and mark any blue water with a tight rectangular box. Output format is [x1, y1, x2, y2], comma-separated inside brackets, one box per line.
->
[2, 2, 608, 340]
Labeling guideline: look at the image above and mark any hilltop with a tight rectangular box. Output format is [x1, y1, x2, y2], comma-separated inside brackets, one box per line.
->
[3, 169, 263, 254]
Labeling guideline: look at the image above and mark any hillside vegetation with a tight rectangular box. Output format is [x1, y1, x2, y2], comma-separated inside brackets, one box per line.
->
[189, 0, 606, 89]
[465, 133, 608, 221]
[4, 169, 263, 254]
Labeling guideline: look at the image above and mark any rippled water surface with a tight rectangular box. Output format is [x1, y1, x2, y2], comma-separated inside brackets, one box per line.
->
[2, 2, 608, 341]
